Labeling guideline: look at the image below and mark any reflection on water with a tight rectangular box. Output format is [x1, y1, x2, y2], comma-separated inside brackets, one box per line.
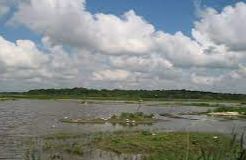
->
[0, 100, 245, 159]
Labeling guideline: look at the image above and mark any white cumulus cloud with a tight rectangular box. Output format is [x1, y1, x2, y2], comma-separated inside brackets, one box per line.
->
[0, 0, 245, 93]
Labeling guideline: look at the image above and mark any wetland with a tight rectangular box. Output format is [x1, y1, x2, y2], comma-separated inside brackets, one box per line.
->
[0, 98, 246, 160]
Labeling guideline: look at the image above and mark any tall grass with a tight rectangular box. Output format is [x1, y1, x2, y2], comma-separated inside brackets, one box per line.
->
[198, 133, 246, 160]
[24, 132, 246, 160]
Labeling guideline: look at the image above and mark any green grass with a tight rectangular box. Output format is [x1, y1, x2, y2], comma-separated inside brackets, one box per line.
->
[95, 131, 245, 160]
[44, 132, 85, 140]
[24, 133, 90, 159]
[24, 131, 246, 160]
[43, 140, 85, 156]
[147, 102, 231, 107]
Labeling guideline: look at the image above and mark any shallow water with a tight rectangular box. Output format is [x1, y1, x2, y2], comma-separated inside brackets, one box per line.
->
[0, 99, 245, 159]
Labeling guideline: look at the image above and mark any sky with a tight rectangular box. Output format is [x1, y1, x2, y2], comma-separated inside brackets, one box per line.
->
[0, 0, 245, 93]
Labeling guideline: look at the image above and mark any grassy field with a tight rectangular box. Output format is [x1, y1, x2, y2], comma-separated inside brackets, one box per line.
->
[26, 131, 245, 160]
[95, 131, 245, 160]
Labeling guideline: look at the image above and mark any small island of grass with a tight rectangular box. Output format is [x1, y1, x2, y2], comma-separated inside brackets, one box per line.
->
[0, 98, 16, 101]
[208, 107, 246, 119]
[60, 112, 158, 125]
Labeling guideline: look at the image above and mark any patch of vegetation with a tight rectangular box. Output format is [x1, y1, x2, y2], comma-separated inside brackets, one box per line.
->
[207, 107, 246, 119]
[95, 131, 245, 160]
[24, 131, 246, 160]
[148, 102, 229, 107]
[0, 98, 16, 101]
[118, 112, 154, 119]
[24, 133, 94, 160]
[60, 112, 157, 126]
[43, 140, 85, 156]
[44, 132, 85, 140]
[213, 107, 246, 115]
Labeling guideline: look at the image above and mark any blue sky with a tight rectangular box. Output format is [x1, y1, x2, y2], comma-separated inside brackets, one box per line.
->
[87, 0, 195, 35]
[87, 0, 244, 35]
[0, 0, 246, 92]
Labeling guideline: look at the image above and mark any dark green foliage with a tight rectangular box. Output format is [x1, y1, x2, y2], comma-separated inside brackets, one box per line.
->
[119, 112, 154, 119]
[1, 88, 245, 101]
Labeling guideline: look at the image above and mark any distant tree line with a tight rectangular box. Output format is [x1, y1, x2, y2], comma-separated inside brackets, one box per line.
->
[17, 88, 246, 100]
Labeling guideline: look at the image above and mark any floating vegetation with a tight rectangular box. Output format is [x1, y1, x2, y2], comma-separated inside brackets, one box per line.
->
[60, 112, 158, 126]
[208, 107, 246, 119]
[0, 98, 16, 101]
[146, 102, 231, 108]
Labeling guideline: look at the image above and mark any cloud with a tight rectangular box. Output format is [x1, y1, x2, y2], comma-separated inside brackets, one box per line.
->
[0, 35, 82, 91]
[110, 55, 173, 72]
[0, 0, 245, 93]
[92, 69, 131, 81]
[0, 36, 48, 68]
[191, 74, 222, 85]
[9, 0, 242, 68]
[193, 2, 246, 52]
[0, 3, 9, 17]
[9, 0, 155, 55]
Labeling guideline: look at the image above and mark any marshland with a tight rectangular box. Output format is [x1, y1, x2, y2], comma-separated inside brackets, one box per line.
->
[0, 89, 246, 160]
